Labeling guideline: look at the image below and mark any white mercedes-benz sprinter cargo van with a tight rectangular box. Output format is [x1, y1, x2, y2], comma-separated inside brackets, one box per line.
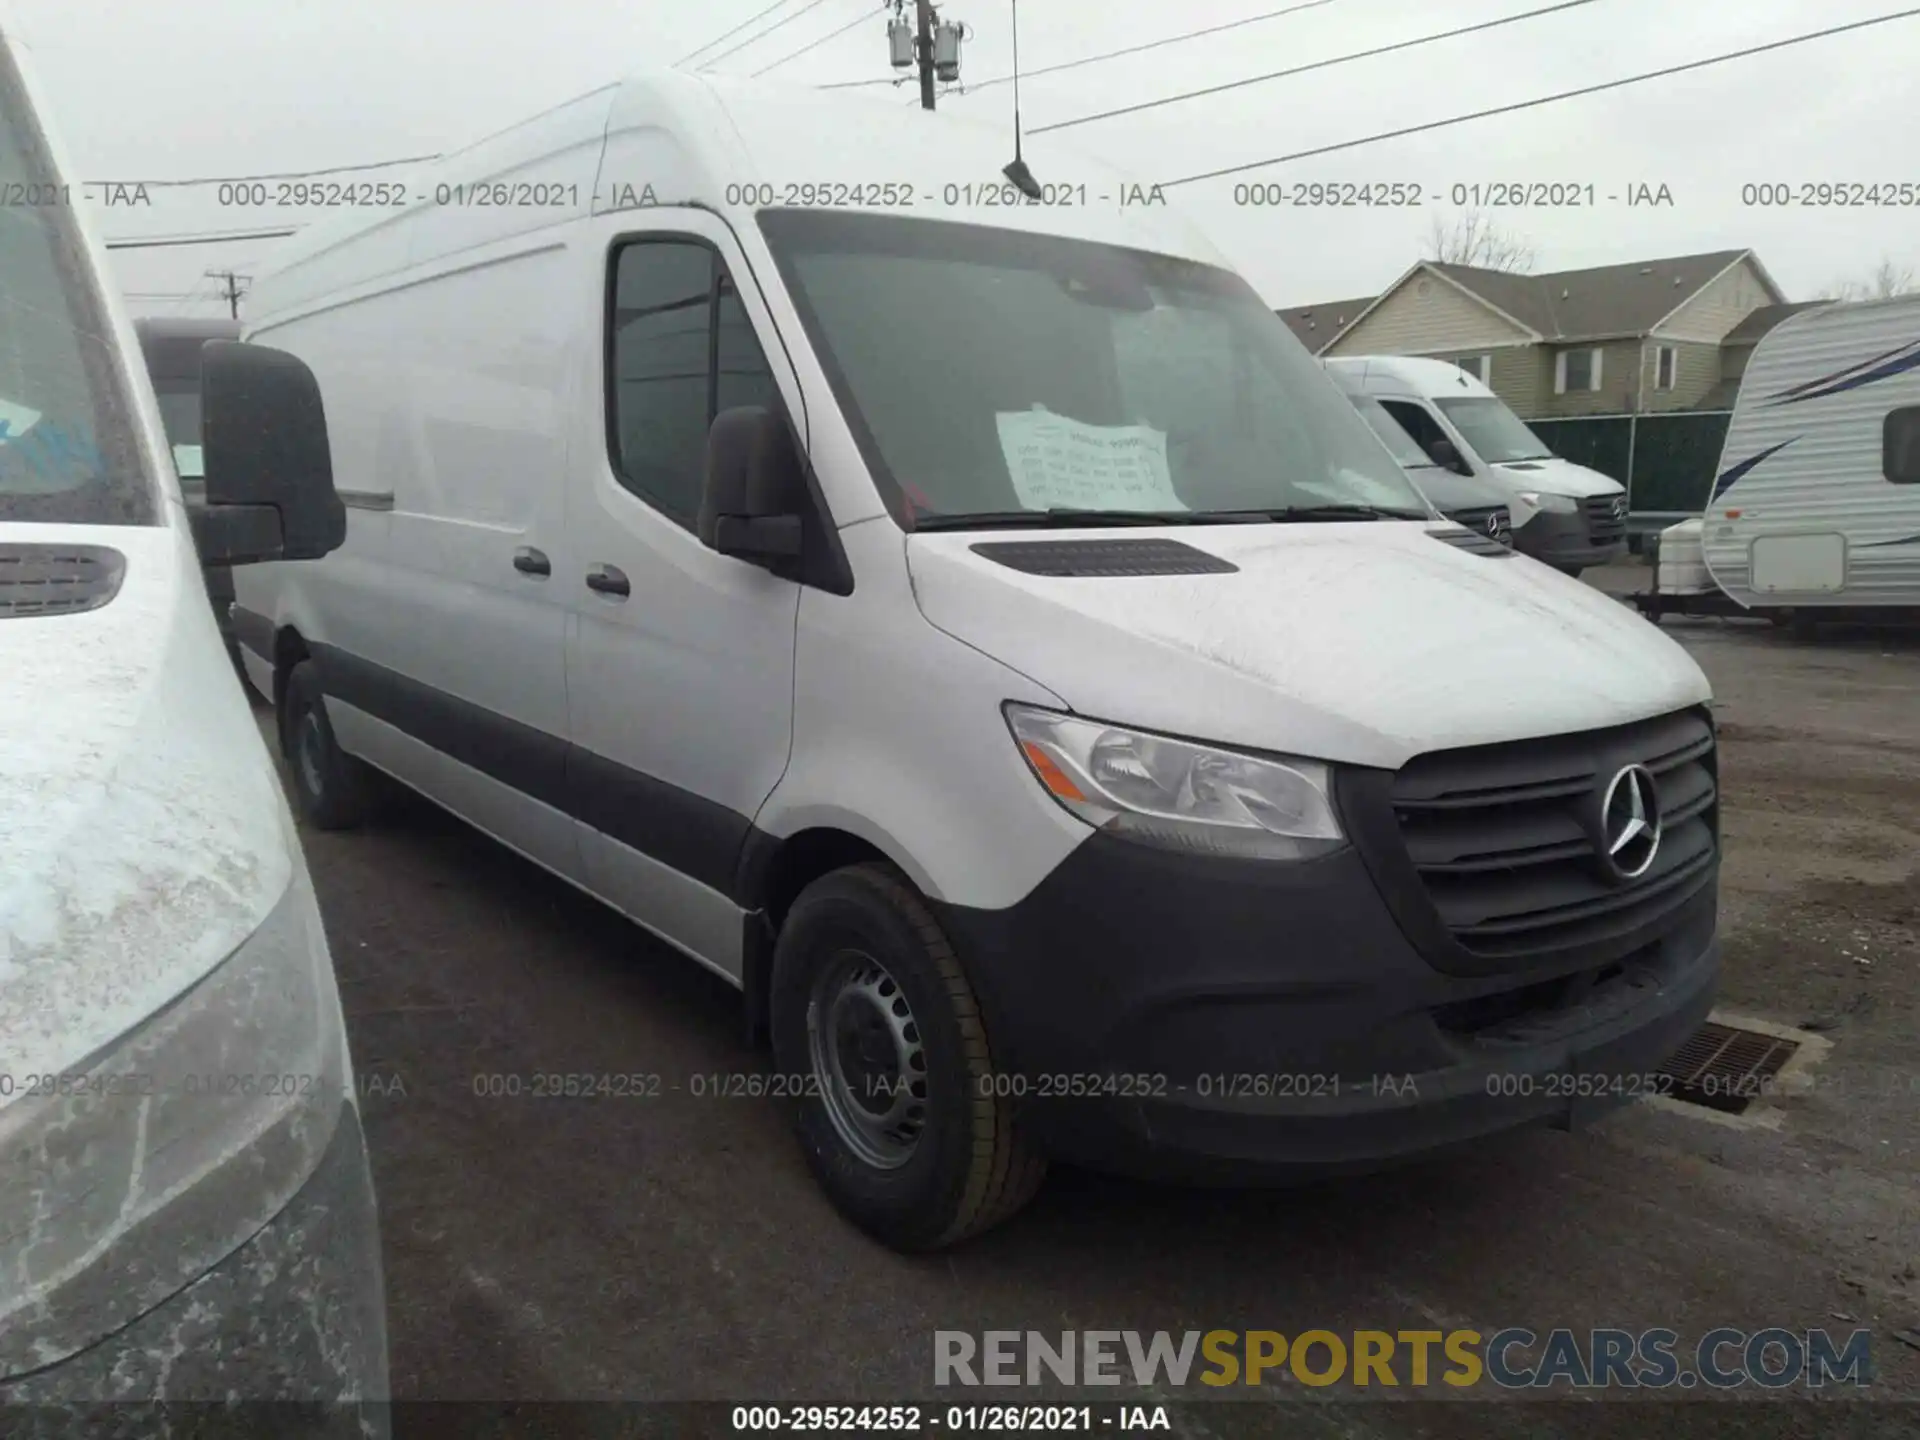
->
[233, 69, 1720, 1252]
[1325, 355, 1628, 572]
[1327, 369, 1512, 545]
[0, 21, 387, 1415]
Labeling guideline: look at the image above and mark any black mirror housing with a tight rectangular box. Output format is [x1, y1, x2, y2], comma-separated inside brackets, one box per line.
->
[200, 340, 344, 565]
[1428, 438, 1473, 476]
[700, 405, 807, 565]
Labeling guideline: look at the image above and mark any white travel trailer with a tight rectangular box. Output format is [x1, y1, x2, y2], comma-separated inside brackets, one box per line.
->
[233, 68, 1722, 1251]
[1694, 293, 1920, 622]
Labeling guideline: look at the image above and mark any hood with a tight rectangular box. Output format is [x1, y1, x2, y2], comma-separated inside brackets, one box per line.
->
[1403, 466, 1509, 513]
[1490, 456, 1623, 498]
[0, 523, 294, 1087]
[907, 522, 1709, 771]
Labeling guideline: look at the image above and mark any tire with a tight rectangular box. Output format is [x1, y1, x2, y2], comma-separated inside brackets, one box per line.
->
[770, 863, 1046, 1250]
[280, 659, 378, 829]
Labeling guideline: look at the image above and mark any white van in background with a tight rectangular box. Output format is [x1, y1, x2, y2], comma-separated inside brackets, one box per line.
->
[1326, 355, 1628, 573]
[0, 21, 387, 1416]
[234, 68, 1722, 1252]
[1326, 366, 1512, 545]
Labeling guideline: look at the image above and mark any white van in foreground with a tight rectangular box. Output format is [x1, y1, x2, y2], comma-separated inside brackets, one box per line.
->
[0, 22, 387, 1414]
[1326, 355, 1629, 572]
[234, 69, 1722, 1251]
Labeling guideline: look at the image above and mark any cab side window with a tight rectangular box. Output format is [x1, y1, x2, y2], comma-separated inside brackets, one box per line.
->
[608, 240, 779, 528]
[1379, 399, 1447, 455]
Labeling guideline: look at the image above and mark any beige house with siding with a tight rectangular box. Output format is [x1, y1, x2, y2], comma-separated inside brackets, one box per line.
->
[1275, 250, 1788, 419]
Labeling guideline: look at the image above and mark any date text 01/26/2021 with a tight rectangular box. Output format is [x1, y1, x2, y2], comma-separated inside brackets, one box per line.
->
[730, 1405, 1171, 1432]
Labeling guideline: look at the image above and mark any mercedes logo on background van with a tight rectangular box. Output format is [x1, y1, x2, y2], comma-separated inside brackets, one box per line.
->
[1485, 512, 1505, 539]
[1598, 764, 1661, 880]
[1611, 495, 1627, 518]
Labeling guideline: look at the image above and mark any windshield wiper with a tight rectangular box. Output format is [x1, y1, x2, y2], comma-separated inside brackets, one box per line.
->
[1202, 504, 1431, 523]
[914, 507, 1200, 531]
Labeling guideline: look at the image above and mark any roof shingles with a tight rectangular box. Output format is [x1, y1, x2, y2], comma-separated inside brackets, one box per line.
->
[1278, 249, 1771, 350]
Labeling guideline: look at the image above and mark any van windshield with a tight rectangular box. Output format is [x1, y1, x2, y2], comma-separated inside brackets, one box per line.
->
[1433, 396, 1553, 464]
[0, 42, 154, 525]
[759, 210, 1428, 526]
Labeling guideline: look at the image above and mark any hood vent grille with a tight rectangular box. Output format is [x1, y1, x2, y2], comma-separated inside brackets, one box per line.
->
[970, 538, 1239, 577]
[1427, 526, 1516, 558]
[0, 544, 129, 617]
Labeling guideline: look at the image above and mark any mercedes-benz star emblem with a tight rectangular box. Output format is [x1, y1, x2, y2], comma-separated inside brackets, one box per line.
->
[1611, 496, 1627, 518]
[1485, 512, 1504, 538]
[1599, 764, 1661, 880]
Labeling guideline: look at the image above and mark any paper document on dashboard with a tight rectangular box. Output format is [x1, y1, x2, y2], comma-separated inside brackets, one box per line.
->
[995, 408, 1183, 513]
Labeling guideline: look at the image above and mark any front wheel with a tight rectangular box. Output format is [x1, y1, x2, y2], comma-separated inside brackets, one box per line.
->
[770, 864, 1046, 1250]
[280, 659, 380, 829]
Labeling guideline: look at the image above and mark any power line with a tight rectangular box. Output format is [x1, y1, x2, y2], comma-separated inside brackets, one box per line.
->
[754, 3, 888, 77]
[823, 0, 1342, 91]
[700, 0, 843, 70]
[677, 0, 797, 67]
[1032, 0, 1598, 136]
[105, 227, 301, 251]
[1161, 7, 1920, 187]
[88, 153, 440, 189]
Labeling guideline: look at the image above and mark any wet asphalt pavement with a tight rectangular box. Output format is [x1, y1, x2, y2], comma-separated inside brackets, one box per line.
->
[249, 589, 1920, 1439]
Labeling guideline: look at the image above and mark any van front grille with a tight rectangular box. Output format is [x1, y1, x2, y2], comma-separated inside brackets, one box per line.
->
[0, 544, 127, 617]
[1448, 506, 1511, 545]
[1583, 494, 1628, 546]
[1337, 708, 1718, 976]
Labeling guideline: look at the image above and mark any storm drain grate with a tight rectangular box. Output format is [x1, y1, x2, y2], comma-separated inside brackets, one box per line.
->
[1654, 1021, 1801, 1114]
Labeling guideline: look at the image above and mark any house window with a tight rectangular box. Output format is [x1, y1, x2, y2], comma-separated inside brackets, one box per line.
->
[1556, 347, 1603, 394]
[1655, 344, 1677, 391]
[1886, 406, 1920, 484]
[1455, 354, 1491, 384]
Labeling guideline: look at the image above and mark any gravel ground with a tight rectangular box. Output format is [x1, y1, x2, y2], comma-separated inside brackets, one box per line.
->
[258, 580, 1920, 1438]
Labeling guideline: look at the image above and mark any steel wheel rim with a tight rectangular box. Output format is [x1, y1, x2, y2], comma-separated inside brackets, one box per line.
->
[806, 948, 927, 1170]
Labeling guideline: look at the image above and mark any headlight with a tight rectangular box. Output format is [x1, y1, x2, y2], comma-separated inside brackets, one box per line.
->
[1005, 704, 1345, 861]
[0, 870, 350, 1378]
[1511, 489, 1580, 524]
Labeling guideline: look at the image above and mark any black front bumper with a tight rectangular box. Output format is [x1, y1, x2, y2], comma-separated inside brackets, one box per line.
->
[1, 1104, 390, 1436]
[936, 833, 1717, 1183]
[1513, 507, 1626, 570]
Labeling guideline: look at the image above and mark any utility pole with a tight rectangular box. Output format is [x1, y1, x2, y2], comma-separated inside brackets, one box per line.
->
[914, 0, 936, 111]
[889, 0, 960, 108]
[205, 268, 250, 319]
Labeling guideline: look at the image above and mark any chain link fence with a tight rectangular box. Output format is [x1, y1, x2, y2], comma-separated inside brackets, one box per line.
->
[1527, 410, 1734, 517]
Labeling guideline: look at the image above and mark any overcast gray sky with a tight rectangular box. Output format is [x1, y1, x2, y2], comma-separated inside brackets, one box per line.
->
[10, 0, 1918, 315]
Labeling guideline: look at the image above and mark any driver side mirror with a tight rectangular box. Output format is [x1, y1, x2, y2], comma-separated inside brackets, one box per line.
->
[699, 406, 806, 567]
[194, 340, 345, 565]
[1427, 437, 1472, 476]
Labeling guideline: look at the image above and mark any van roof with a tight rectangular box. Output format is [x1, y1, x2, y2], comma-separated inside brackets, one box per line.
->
[251, 69, 1226, 323]
[1323, 354, 1499, 400]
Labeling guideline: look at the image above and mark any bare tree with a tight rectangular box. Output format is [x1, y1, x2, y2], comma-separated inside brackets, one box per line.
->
[1815, 257, 1918, 301]
[1423, 210, 1536, 272]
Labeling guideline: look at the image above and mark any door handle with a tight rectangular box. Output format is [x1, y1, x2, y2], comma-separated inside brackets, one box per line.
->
[513, 546, 551, 577]
[585, 563, 630, 598]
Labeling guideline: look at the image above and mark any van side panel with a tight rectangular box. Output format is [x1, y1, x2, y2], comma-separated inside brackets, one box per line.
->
[1703, 296, 1920, 608]
[360, 237, 582, 880]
